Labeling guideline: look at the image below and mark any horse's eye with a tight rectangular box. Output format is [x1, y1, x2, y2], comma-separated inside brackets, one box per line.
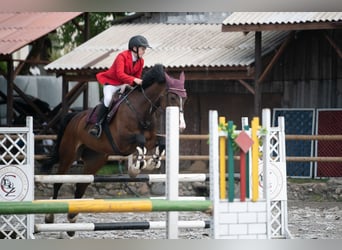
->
[170, 96, 177, 101]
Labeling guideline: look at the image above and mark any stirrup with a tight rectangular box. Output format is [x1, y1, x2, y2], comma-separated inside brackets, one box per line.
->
[89, 124, 102, 138]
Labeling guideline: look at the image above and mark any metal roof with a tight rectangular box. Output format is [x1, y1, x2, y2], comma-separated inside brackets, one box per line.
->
[45, 23, 290, 71]
[222, 12, 342, 26]
[0, 12, 82, 56]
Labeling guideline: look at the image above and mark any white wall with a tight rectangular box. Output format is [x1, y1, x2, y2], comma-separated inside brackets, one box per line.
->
[0, 75, 100, 122]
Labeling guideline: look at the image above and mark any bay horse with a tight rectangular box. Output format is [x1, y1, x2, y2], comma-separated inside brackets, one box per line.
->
[40, 64, 187, 235]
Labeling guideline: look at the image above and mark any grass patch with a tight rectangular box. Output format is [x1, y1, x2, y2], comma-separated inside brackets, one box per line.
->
[308, 193, 326, 202]
[96, 163, 125, 175]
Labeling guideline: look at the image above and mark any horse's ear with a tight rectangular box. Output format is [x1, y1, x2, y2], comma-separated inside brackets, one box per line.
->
[179, 71, 185, 82]
[164, 72, 172, 82]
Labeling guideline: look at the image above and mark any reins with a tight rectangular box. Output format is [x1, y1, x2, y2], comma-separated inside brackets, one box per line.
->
[122, 85, 162, 129]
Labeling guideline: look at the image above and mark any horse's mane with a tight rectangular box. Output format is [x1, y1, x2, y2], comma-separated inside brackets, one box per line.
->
[141, 64, 166, 89]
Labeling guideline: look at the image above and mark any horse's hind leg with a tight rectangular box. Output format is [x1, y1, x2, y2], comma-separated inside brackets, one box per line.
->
[66, 149, 108, 237]
[45, 148, 79, 225]
[44, 182, 63, 224]
[65, 182, 91, 237]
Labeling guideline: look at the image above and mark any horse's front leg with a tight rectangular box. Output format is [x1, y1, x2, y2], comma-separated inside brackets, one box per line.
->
[145, 144, 165, 170]
[145, 136, 165, 170]
[127, 146, 147, 177]
[128, 134, 147, 178]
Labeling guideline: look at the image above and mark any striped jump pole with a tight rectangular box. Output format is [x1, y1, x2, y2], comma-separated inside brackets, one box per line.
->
[0, 199, 212, 215]
[35, 220, 211, 232]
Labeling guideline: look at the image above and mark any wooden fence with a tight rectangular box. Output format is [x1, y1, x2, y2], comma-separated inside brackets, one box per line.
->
[33, 134, 342, 163]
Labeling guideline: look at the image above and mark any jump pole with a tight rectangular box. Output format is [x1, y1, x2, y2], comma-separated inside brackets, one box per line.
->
[0, 109, 291, 239]
[35, 220, 211, 232]
[0, 199, 212, 215]
[34, 173, 208, 183]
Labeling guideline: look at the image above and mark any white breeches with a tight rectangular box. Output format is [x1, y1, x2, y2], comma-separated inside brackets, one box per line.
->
[103, 85, 121, 107]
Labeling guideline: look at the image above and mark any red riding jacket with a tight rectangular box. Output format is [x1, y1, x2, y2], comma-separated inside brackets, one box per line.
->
[96, 50, 144, 86]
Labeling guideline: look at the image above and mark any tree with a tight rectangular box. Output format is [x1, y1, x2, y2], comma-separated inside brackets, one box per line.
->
[56, 13, 123, 52]
[18, 12, 127, 74]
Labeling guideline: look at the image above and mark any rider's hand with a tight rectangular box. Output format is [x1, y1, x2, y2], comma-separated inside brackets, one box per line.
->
[134, 78, 143, 85]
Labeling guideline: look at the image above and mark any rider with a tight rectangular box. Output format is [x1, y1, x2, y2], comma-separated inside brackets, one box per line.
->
[89, 35, 151, 138]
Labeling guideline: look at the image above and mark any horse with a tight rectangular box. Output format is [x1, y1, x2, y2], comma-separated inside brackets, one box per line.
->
[39, 64, 187, 236]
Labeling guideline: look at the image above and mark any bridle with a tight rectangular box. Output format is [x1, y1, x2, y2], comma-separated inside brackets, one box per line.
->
[123, 83, 185, 128]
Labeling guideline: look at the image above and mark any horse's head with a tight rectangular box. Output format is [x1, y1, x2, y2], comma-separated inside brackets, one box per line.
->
[140, 64, 187, 132]
[163, 71, 187, 132]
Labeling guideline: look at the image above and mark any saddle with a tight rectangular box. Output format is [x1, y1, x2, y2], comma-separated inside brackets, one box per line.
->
[86, 89, 128, 126]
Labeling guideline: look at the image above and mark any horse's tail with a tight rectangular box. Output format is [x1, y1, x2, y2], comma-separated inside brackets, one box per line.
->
[39, 112, 78, 174]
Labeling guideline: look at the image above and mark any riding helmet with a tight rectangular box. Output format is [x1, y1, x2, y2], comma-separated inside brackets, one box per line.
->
[128, 35, 151, 50]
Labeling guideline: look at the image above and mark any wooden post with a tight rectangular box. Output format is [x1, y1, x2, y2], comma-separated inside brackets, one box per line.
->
[6, 56, 14, 126]
[254, 31, 262, 117]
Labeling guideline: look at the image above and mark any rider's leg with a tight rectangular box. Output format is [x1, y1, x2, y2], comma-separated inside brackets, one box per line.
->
[89, 84, 119, 138]
[88, 103, 108, 138]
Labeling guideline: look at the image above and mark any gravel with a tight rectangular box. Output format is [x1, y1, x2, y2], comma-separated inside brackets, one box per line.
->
[287, 201, 342, 239]
[33, 211, 211, 239]
[32, 179, 342, 239]
[31, 200, 342, 239]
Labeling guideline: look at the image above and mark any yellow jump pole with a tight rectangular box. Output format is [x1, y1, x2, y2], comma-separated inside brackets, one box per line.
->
[251, 117, 259, 202]
[219, 116, 227, 199]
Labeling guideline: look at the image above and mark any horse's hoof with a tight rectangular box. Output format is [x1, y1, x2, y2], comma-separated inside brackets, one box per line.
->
[67, 231, 76, 237]
[139, 160, 147, 169]
[145, 158, 160, 170]
[128, 165, 140, 178]
[67, 213, 78, 223]
[45, 214, 54, 224]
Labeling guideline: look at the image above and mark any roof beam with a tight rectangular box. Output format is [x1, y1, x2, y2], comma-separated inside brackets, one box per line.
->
[165, 66, 253, 81]
[238, 80, 255, 94]
[222, 22, 342, 32]
[57, 66, 254, 82]
[322, 31, 342, 59]
[258, 31, 295, 84]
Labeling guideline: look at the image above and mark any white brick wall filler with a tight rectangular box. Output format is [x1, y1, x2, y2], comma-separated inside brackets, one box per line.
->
[217, 200, 268, 238]
[209, 110, 290, 239]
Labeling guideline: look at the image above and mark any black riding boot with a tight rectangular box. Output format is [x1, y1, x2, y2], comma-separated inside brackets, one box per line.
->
[89, 103, 108, 138]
